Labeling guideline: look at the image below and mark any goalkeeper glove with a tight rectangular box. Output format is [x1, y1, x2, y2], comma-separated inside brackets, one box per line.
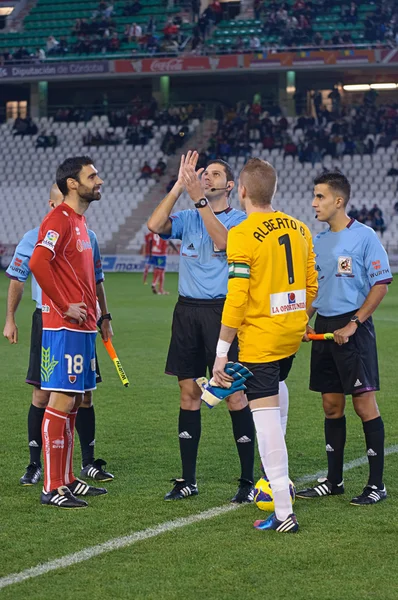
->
[224, 362, 253, 381]
[195, 362, 253, 409]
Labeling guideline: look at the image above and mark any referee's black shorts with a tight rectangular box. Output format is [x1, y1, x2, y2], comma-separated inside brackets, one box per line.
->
[26, 308, 102, 388]
[310, 310, 379, 396]
[165, 295, 239, 380]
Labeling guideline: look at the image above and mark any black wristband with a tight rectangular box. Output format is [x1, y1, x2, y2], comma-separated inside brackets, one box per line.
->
[97, 313, 112, 327]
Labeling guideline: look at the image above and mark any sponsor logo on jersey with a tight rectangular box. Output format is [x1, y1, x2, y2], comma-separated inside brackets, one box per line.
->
[42, 230, 59, 251]
[372, 260, 381, 270]
[337, 256, 352, 274]
[76, 239, 92, 252]
[270, 289, 306, 315]
[52, 438, 64, 450]
[14, 257, 23, 267]
[42, 304, 50, 313]
[75, 227, 80, 235]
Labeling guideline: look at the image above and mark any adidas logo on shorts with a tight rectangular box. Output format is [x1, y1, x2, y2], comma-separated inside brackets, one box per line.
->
[326, 444, 334, 452]
[179, 431, 192, 439]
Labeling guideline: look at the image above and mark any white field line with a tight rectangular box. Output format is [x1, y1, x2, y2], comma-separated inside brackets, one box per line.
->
[1, 444, 398, 591]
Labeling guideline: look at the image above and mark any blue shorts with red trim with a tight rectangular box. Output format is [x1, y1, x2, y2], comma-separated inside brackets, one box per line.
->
[41, 329, 97, 393]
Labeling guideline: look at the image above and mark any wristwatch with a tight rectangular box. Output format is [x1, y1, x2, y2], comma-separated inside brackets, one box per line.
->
[350, 315, 361, 327]
[98, 313, 112, 327]
[195, 197, 208, 209]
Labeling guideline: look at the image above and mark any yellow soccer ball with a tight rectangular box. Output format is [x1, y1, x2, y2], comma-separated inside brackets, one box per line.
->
[254, 476, 296, 512]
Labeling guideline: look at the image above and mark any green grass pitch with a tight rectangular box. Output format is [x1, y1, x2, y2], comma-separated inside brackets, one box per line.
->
[0, 273, 397, 599]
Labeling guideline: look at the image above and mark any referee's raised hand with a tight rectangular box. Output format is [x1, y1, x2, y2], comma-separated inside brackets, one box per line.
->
[180, 150, 205, 203]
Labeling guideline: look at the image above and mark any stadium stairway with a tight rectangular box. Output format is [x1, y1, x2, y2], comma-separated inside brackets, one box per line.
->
[102, 118, 218, 254]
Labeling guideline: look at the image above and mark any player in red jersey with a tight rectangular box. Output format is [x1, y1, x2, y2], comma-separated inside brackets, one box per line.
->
[150, 233, 170, 295]
[30, 156, 107, 508]
[143, 230, 153, 285]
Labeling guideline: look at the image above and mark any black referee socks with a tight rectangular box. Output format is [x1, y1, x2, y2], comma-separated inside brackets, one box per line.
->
[179, 408, 201, 485]
[76, 405, 96, 467]
[230, 406, 255, 484]
[363, 416, 385, 488]
[324, 416, 346, 485]
[28, 404, 45, 465]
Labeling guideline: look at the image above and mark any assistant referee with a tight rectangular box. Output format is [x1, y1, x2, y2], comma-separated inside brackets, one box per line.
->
[297, 171, 392, 505]
[147, 150, 256, 503]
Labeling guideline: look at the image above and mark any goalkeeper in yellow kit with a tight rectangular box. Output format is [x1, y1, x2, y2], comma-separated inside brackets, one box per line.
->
[213, 158, 318, 533]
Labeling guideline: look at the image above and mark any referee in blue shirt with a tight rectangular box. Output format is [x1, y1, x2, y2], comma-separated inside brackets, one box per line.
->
[297, 172, 392, 505]
[148, 151, 256, 502]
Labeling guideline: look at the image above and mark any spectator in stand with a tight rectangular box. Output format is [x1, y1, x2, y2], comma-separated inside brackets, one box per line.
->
[284, 139, 298, 159]
[373, 209, 386, 234]
[127, 23, 142, 42]
[34, 48, 46, 61]
[191, 0, 200, 23]
[35, 132, 58, 149]
[209, 0, 223, 24]
[139, 162, 153, 180]
[12, 116, 38, 136]
[153, 159, 167, 179]
[13, 46, 31, 61]
[46, 36, 60, 55]
[348, 205, 359, 220]
[358, 204, 369, 224]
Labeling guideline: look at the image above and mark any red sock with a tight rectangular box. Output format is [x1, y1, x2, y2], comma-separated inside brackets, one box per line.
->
[42, 407, 68, 492]
[159, 270, 165, 293]
[143, 264, 150, 283]
[152, 268, 160, 287]
[63, 410, 78, 485]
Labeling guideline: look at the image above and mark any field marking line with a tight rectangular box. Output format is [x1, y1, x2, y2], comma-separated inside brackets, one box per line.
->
[1, 444, 398, 590]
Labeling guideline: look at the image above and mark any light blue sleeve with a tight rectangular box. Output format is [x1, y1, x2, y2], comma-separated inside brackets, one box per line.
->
[164, 210, 188, 240]
[363, 229, 392, 286]
[227, 210, 247, 230]
[5, 229, 37, 282]
[88, 229, 104, 283]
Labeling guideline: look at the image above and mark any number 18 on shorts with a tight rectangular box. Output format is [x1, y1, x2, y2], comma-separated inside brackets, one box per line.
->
[41, 330, 97, 393]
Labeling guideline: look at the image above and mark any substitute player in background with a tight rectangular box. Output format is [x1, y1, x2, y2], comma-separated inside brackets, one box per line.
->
[213, 159, 318, 533]
[30, 156, 107, 508]
[143, 230, 153, 286]
[148, 151, 256, 503]
[3, 184, 114, 486]
[297, 172, 392, 505]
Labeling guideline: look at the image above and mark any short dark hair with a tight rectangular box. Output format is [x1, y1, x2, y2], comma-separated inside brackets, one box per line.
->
[240, 158, 277, 206]
[314, 171, 351, 206]
[206, 159, 234, 186]
[56, 156, 94, 196]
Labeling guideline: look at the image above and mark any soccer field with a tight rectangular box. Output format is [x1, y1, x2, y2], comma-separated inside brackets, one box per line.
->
[0, 273, 397, 599]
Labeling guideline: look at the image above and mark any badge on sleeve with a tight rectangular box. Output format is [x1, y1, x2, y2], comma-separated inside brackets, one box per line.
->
[42, 230, 60, 251]
[337, 256, 352, 274]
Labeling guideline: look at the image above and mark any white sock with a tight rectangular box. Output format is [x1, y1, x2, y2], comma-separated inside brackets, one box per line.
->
[278, 381, 289, 437]
[252, 406, 291, 522]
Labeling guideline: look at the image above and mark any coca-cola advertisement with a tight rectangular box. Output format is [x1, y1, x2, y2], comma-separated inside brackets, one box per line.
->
[115, 55, 238, 75]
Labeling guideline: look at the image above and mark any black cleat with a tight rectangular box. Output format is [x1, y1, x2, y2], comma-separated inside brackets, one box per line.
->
[67, 478, 107, 496]
[164, 478, 198, 501]
[231, 479, 255, 503]
[296, 478, 344, 499]
[254, 512, 299, 533]
[350, 485, 387, 506]
[80, 459, 114, 482]
[41, 486, 88, 509]
[20, 462, 41, 486]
